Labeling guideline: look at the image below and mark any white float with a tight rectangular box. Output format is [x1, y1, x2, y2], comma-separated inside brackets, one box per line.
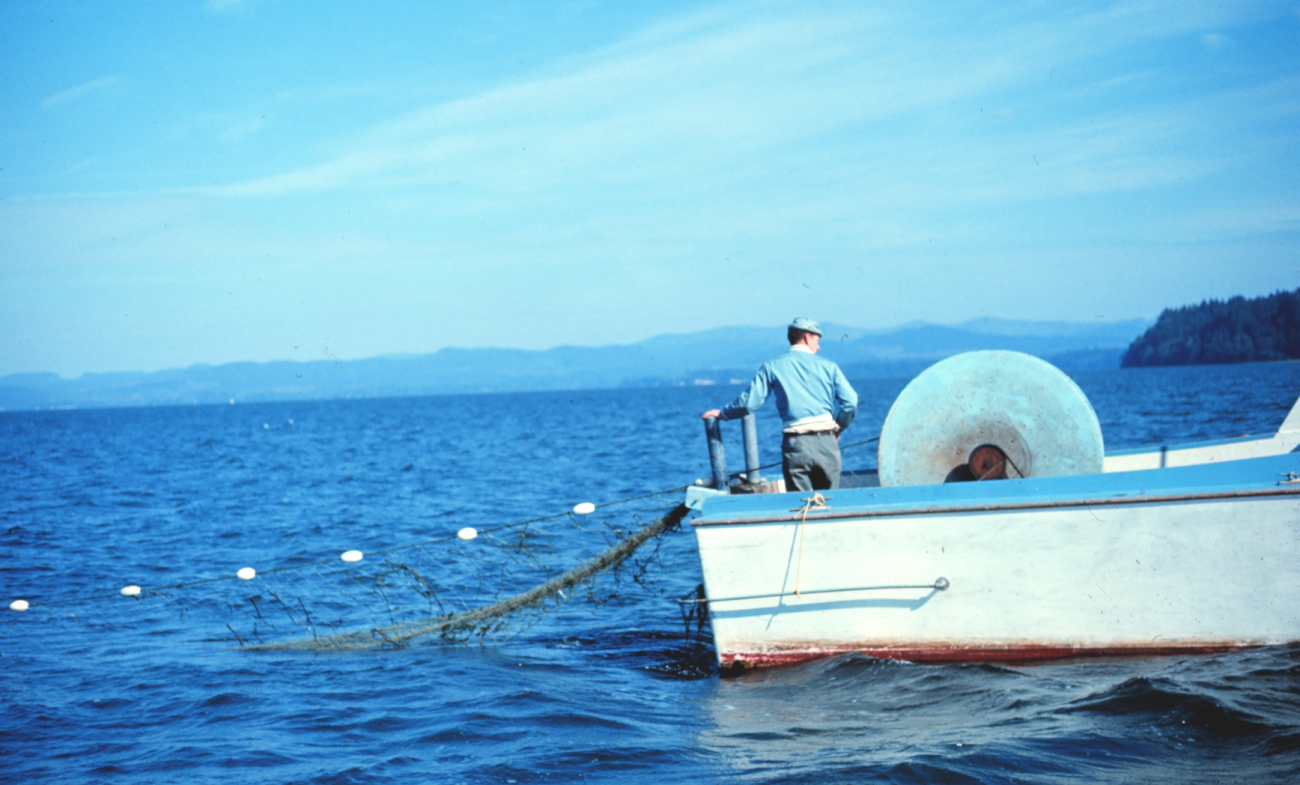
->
[237, 567, 257, 580]
[341, 550, 364, 563]
[457, 527, 478, 541]
[120, 585, 142, 597]
[9, 599, 28, 612]
[572, 502, 596, 515]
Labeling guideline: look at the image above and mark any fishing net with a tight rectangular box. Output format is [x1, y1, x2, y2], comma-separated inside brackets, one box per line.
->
[838, 437, 880, 474]
[2, 489, 697, 655]
[715, 435, 879, 490]
[240, 503, 690, 652]
[4, 438, 876, 658]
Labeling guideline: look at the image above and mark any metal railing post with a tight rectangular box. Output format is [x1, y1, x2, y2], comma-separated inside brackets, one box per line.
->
[704, 416, 729, 492]
[742, 413, 761, 484]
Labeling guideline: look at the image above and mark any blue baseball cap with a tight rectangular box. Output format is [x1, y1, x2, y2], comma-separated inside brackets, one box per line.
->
[789, 317, 822, 336]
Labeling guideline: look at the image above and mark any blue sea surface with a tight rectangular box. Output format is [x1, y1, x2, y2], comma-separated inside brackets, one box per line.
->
[3, 362, 1300, 783]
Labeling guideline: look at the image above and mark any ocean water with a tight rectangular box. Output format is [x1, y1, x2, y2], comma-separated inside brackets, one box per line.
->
[3, 362, 1300, 783]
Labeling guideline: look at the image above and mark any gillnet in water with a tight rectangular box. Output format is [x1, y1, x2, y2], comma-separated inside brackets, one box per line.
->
[3, 489, 707, 662]
[6, 438, 877, 666]
[241, 503, 689, 652]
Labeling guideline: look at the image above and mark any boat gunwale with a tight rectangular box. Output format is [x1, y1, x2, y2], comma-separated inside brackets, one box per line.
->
[691, 485, 1300, 527]
[1105, 432, 1276, 456]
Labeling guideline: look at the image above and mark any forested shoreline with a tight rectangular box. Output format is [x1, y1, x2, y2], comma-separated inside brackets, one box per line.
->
[1122, 289, 1300, 367]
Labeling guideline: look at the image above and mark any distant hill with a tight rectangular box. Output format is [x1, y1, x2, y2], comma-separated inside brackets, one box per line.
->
[0, 318, 1149, 411]
[1122, 290, 1300, 367]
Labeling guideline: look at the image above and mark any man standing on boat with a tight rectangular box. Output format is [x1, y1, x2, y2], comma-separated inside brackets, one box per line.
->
[702, 318, 858, 491]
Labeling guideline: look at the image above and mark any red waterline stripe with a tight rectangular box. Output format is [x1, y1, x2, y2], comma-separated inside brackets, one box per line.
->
[718, 642, 1266, 671]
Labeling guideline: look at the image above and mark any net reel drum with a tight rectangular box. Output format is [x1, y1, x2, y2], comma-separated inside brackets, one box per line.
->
[877, 351, 1104, 487]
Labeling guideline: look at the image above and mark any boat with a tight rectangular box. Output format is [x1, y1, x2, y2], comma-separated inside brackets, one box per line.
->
[686, 351, 1300, 670]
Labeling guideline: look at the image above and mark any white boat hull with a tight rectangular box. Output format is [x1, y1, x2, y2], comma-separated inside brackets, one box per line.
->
[692, 454, 1300, 669]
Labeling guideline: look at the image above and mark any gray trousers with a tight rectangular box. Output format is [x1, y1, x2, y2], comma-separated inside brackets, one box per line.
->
[782, 431, 841, 492]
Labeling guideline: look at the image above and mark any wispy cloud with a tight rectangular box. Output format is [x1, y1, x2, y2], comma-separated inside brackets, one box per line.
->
[61, 159, 99, 176]
[1201, 32, 1232, 50]
[1180, 205, 1300, 238]
[208, 10, 995, 197]
[42, 76, 119, 108]
[207, 0, 1267, 209]
[207, 0, 260, 11]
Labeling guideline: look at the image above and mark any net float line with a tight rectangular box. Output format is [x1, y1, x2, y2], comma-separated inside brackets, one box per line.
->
[244, 503, 691, 652]
[6, 485, 691, 613]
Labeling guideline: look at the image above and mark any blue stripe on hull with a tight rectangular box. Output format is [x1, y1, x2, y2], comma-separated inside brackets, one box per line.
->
[698, 452, 1300, 522]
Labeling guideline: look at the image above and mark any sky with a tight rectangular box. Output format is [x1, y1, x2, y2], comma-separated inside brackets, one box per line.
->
[2, 0, 1298, 377]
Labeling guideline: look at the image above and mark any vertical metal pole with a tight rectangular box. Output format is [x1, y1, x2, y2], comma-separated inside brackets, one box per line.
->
[705, 416, 729, 492]
[742, 413, 761, 484]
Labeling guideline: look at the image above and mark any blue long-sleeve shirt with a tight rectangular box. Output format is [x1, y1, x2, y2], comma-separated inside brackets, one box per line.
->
[719, 347, 858, 432]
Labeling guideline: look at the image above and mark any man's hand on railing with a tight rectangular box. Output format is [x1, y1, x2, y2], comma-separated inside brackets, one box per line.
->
[702, 409, 721, 420]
